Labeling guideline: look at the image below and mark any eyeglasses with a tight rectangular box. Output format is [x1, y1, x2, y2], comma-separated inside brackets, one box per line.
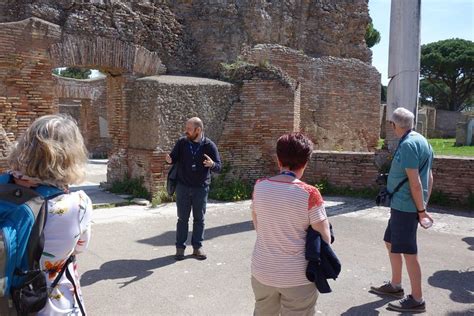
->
[389, 121, 395, 128]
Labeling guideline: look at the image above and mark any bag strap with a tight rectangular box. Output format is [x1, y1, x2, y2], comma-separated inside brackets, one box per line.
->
[390, 151, 432, 197]
[50, 255, 74, 289]
[47, 255, 85, 315]
[64, 260, 86, 316]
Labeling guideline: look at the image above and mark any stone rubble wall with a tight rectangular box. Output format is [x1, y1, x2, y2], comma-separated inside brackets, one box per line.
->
[127, 75, 239, 192]
[167, 0, 371, 75]
[2, 1, 371, 76]
[243, 45, 380, 151]
[0, 124, 12, 171]
[456, 113, 474, 146]
[433, 109, 463, 138]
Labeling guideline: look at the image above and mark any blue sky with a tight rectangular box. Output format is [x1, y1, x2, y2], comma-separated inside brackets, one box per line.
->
[369, 0, 474, 85]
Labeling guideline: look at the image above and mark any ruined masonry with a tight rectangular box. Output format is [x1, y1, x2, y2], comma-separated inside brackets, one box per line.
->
[0, 1, 472, 204]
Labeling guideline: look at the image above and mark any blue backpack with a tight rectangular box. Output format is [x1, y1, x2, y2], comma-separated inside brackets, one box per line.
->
[0, 173, 63, 313]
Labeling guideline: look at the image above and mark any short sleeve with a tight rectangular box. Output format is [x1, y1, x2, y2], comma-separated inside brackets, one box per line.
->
[400, 142, 419, 169]
[307, 186, 327, 224]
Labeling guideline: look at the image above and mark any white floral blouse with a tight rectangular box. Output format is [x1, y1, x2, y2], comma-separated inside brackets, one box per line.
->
[38, 190, 92, 316]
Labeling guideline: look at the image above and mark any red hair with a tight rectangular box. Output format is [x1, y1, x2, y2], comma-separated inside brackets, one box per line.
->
[276, 132, 313, 171]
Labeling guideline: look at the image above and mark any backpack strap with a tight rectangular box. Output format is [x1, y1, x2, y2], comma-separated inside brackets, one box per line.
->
[0, 173, 11, 184]
[34, 185, 64, 200]
[25, 185, 65, 271]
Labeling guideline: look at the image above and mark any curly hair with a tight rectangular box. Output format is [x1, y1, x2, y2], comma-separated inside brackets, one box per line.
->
[8, 114, 88, 187]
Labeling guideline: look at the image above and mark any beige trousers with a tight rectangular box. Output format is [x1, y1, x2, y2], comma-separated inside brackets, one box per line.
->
[251, 276, 318, 316]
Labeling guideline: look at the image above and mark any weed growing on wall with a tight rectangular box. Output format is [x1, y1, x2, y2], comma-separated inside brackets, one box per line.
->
[110, 176, 150, 199]
[209, 164, 253, 201]
[151, 186, 176, 207]
[314, 178, 378, 199]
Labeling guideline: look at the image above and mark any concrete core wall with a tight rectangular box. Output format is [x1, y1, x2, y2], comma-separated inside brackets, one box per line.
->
[128, 75, 238, 191]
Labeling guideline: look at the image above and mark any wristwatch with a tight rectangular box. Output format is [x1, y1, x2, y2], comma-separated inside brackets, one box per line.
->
[417, 209, 426, 213]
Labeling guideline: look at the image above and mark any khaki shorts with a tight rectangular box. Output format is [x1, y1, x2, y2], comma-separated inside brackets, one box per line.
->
[251, 276, 318, 316]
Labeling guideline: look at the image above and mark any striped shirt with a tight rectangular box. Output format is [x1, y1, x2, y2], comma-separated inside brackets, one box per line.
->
[251, 177, 327, 288]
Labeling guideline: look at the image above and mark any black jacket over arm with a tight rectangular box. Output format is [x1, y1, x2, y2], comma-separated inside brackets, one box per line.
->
[305, 226, 341, 293]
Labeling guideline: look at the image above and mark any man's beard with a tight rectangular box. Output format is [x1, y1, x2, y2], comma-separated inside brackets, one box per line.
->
[186, 132, 199, 141]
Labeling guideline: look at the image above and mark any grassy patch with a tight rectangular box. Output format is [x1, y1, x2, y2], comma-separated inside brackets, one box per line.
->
[151, 186, 176, 207]
[428, 138, 474, 156]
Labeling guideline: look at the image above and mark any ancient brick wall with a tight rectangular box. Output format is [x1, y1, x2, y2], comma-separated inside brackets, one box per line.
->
[219, 79, 300, 181]
[106, 74, 136, 183]
[244, 45, 380, 152]
[0, 18, 61, 139]
[431, 156, 474, 204]
[304, 152, 474, 206]
[304, 151, 379, 189]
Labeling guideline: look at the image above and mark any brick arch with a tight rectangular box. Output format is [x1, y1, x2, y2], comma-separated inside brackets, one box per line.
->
[49, 35, 166, 76]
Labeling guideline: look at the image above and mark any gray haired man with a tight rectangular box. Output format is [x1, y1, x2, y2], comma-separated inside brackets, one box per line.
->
[370, 107, 434, 313]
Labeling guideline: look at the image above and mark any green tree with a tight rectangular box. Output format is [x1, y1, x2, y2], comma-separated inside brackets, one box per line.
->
[420, 38, 474, 111]
[365, 21, 381, 48]
[52, 67, 91, 79]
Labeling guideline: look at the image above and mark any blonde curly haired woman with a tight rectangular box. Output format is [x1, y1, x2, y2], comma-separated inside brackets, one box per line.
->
[2, 114, 92, 315]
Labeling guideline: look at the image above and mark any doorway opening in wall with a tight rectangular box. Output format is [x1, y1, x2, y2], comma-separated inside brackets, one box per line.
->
[53, 67, 110, 188]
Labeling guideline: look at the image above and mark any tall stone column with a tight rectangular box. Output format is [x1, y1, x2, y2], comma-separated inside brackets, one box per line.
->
[386, 0, 422, 151]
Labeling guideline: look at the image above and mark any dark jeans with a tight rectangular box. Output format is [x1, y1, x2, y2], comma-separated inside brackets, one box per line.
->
[175, 182, 209, 249]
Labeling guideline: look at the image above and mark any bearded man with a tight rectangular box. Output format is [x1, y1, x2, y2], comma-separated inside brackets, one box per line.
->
[166, 117, 222, 260]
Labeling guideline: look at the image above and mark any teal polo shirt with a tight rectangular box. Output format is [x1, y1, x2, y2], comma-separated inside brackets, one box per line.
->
[387, 131, 433, 212]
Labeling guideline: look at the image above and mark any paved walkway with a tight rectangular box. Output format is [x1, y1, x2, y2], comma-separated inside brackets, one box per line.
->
[79, 197, 473, 316]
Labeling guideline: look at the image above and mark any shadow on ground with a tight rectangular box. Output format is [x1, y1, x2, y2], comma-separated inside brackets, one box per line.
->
[81, 255, 177, 288]
[428, 269, 474, 304]
[138, 220, 254, 247]
[462, 237, 474, 251]
[340, 295, 393, 315]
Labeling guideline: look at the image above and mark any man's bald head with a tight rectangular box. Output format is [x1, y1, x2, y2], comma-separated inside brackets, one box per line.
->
[187, 117, 204, 130]
[185, 117, 204, 141]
